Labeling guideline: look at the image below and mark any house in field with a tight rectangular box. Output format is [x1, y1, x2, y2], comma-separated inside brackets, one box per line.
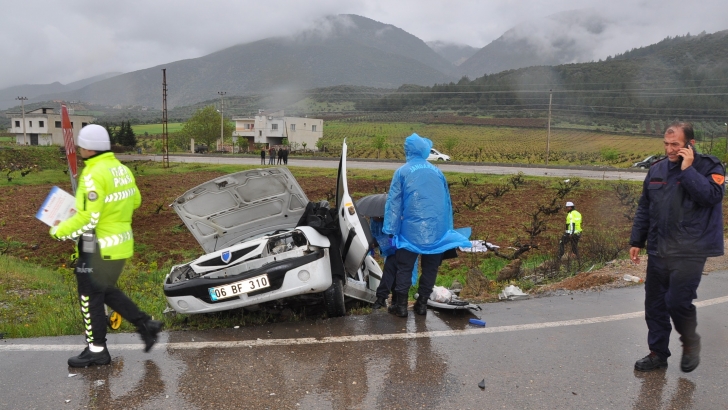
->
[232, 110, 323, 152]
[5, 107, 94, 146]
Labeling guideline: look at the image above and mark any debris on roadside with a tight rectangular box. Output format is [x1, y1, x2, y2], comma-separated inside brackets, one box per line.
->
[416, 287, 482, 311]
[469, 318, 486, 326]
[623, 274, 643, 283]
[478, 379, 486, 389]
[459, 240, 499, 253]
[498, 285, 529, 301]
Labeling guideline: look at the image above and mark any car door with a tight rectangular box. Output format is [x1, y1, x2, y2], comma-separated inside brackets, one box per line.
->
[336, 140, 373, 276]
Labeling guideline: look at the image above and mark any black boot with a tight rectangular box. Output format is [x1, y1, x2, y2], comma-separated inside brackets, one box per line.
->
[681, 337, 701, 373]
[413, 294, 429, 316]
[137, 319, 164, 352]
[372, 296, 388, 310]
[393, 293, 408, 317]
[634, 352, 668, 372]
[68, 344, 111, 367]
[387, 294, 398, 314]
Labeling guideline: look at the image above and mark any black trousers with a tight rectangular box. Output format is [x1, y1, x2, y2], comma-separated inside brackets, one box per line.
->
[375, 255, 397, 299]
[644, 254, 705, 359]
[558, 233, 580, 259]
[74, 246, 149, 345]
[393, 249, 442, 300]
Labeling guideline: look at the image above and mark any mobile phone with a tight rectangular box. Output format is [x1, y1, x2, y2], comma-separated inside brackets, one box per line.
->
[678, 141, 693, 163]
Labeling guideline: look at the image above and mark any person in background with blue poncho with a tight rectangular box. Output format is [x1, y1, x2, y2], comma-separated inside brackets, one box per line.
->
[383, 134, 471, 317]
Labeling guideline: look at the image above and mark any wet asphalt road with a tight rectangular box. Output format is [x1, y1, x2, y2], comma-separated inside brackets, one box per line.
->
[118, 154, 648, 181]
[2, 271, 727, 409]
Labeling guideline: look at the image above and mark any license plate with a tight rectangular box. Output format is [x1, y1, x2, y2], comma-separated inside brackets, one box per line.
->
[208, 274, 270, 301]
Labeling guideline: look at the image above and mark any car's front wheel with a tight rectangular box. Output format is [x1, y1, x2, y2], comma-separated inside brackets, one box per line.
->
[437, 158, 444, 161]
[323, 276, 346, 317]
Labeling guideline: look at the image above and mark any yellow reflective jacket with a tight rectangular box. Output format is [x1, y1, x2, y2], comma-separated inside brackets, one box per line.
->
[54, 152, 141, 260]
[565, 210, 582, 234]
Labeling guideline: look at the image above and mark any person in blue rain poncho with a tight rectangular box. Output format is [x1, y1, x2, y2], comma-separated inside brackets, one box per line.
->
[383, 134, 471, 317]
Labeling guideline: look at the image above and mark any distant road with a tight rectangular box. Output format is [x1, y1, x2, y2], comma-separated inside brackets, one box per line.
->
[117, 154, 648, 182]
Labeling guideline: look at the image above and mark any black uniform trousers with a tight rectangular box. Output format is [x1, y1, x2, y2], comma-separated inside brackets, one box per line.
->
[558, 232, 580, 259]
[75, 246, 149, 345]
[644, 254, 705, 359]
[393, 249, 442, 300]
[375, 255, 397, 300]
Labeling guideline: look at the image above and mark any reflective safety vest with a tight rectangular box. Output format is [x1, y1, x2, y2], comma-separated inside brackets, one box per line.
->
[54, 152, 141, 260]
[565, 210, 582, 234]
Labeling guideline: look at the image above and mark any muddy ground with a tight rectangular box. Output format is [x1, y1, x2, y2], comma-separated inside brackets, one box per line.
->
[2, 164, 726, 293]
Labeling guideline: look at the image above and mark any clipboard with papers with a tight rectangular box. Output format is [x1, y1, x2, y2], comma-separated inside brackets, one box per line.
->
[36, 186, 77, 227]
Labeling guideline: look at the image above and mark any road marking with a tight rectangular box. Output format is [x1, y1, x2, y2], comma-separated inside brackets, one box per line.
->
[3, 295, 727, 352]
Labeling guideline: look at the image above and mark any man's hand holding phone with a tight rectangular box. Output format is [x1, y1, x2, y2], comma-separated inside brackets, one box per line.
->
[678, 142, 694, 170]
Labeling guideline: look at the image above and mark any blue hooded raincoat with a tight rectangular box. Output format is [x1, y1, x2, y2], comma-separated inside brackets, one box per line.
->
[383, 134, 471, 254]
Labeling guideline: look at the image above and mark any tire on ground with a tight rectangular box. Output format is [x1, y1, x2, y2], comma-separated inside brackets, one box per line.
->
[323, 276, 346, 317]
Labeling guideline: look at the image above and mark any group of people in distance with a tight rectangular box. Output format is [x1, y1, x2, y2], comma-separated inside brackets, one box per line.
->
[260, 146, 288, 165]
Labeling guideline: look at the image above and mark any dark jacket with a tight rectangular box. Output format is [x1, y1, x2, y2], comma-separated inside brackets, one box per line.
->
[630, 152, 725, 257]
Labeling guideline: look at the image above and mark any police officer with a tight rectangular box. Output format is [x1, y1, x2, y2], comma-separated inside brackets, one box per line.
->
[558, 201, 582, 260]
[630, 121, 724, 372]
[50, 124, 163, 367]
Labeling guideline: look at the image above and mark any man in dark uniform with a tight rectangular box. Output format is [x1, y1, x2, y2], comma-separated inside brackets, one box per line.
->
[630, 121, 724, 373]
[260, 148, 265, 165]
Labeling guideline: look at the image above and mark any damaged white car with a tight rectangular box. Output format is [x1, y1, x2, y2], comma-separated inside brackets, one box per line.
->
[163, 142, 382, 316]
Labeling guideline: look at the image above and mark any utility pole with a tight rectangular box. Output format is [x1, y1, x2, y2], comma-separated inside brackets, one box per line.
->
[16, 96, 28, 145]
[161, 69, 169, 168]
[218, 91, 226, 152]
[546, 89, 552, 165]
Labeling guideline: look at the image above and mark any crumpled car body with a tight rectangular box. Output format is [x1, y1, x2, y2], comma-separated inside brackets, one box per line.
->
[163, 141, 381, 316]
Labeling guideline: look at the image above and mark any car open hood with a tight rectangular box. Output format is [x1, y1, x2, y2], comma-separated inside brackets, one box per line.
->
[171, 167, 309, 254]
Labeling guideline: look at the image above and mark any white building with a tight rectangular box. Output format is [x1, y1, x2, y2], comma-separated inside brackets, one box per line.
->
[232, 110, 323, 152]
[6, 107, 94, 146]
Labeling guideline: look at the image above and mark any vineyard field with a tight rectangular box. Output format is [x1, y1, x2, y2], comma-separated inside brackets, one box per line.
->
[132, 123, 185, 134]
[321, 121, 666, 167]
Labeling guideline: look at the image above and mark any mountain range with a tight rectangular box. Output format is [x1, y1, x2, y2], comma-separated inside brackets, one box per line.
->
[2, 11, 725, 112]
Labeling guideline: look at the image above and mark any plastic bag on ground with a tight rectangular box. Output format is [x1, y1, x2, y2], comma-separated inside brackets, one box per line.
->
[430, 286, 453, 303]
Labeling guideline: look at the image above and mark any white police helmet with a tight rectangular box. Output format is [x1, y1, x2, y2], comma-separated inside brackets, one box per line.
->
[77, 124, 110, 151]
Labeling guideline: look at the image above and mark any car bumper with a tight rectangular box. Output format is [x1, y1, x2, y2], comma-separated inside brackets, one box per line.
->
[164, 248, 332, 314]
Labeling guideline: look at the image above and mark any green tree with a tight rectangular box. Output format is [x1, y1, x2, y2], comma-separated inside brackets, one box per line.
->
[315, 138, 326, 153]
[117, 121, 137, 147]
[180, 105, 234, 150]
[100, 122, 118, 145]
[371, 134, 388, 159]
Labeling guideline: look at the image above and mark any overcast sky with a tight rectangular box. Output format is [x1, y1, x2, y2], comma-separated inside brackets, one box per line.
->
[1, 0, 726, 90]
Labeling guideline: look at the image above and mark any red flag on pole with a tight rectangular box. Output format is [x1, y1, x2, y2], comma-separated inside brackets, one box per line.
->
[61, 104, 78, 194]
